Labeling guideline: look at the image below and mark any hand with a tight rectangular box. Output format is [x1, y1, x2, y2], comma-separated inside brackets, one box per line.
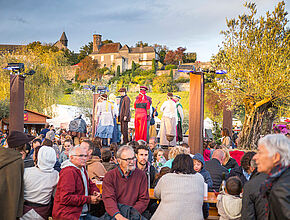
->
[115, 213, 128, 220]
[124, 116, 127, 121]
[90, 195, 101, 204]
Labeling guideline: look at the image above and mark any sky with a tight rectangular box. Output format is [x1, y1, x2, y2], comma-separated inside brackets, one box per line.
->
[0, 0, 289, 61]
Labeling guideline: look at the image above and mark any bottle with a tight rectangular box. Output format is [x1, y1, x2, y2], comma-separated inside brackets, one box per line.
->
[219, 172, 226, 192]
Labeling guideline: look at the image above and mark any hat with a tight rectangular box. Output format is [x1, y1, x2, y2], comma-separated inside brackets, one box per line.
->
[101, 94, 108, 100]
[118, 88, 126, 92]
[7, 130, 35, 148]
[174, 95, 181, 100]
[140, 86, 148, 91]
[167, 92, 173, 97]
[46, 130, 55, 141]
[37, 146, 56, 172]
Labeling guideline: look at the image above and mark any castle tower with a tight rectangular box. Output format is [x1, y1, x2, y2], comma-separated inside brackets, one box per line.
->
[93, 34, 102, 52]
[60, 32, 68, 47]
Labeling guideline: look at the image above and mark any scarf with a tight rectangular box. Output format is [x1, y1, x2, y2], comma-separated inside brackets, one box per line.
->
[260, 163, 289, 216]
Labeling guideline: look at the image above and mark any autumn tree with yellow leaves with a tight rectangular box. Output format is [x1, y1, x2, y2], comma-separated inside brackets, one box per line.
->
[212, 1, 290, 149]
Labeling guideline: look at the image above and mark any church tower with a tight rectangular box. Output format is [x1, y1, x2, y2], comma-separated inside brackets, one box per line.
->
[60, 32, 68, 47]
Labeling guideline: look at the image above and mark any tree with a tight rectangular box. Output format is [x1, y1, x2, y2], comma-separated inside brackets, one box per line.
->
[78, 42, 93, 61]
[154, 44, 168, 64]
[135, 41, 149, 47]
[183, 52, 197, 63]
[152, 58, 156, 73]
[164, 50, 176, 64]
[131, 61, 136, 77]
[75, 56, 99, 82]
[116, 65, 120, 77]
[212, 2, 290, 149]
[164, 47, 187, 65]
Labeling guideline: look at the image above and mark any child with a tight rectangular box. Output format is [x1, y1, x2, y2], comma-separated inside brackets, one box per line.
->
[58, 139, 73, 164]
[217, 176, 242, 220]
[193, 153, 213, 219]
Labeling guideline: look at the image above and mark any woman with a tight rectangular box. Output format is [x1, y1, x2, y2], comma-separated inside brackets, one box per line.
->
[253, 134, 290, 220]
[221, 128, 231, 148]
[222, 147, 239, 171]
[21, 146, 59, 220]
[153, 148, 167, 172]
[151, 154, 204, 220]
[162, 146, 186, 168]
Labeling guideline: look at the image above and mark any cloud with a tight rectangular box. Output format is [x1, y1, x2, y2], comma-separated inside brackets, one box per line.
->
[9, 16, 29, 24]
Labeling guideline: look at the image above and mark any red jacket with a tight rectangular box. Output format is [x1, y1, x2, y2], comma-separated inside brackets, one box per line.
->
[52, 164, 99, 220]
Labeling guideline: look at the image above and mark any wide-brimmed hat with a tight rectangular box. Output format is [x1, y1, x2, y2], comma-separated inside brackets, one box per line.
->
[118, 88, 126, 92]
[7, 130, 35, 148]
[100, 93, 108, 100]
[167, 92, 173, 97]
[140, 86, 148, 91]
[174, 95, 181, 100]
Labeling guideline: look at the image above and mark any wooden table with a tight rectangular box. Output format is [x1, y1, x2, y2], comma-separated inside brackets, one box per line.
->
[97, 184, 217, 203]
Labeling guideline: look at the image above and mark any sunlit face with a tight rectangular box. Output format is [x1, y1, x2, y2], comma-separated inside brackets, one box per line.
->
[32, 141, 40, 149]
[118, 149, 136, 174]
[149, 139, 156, 151]
[80, 142, 93, 158]
[193, 159, 202, 172]
[253, 145, 278, 174]
[156, 151, 164, 162]
[137, 149, 149, 166]
[64, 141, 72, 152]
[70, 147, 88, 168]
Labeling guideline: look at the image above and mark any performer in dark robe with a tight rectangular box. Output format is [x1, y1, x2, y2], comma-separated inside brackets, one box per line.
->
[118, 88, 131, 144]
[134, 86, 150, 142]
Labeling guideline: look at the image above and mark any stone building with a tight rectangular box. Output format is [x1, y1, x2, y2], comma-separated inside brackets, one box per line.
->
[54, 32, 68, 50]
[89, 34, 157, 72]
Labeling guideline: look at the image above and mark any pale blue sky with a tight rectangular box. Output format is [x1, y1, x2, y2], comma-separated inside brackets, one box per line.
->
[0, 0, 289, 61]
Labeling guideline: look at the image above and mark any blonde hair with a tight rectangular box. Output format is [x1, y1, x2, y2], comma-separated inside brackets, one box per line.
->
[168, 146, 186, 160]
[222, 147, 230, 165]
[153, 148, 165, 161]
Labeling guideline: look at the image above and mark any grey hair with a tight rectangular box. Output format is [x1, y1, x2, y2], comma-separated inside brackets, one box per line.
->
[116, 145, 135, 159]
[250, 158, 257, 168]
[69, 144, 84, 157]
[258, 134, 290, 166]
[137, 140, 147, 146]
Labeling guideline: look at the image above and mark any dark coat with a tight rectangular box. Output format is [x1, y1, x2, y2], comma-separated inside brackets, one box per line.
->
[205, 158, 229, 192]
[119, 95, 131, 122]
[193, 153, 213, 189]
[229, 166, 248, 186]
[267, 167, 290, 220]
[224, 157, 239, 170]
[241, 171, 268, 220]
[0, 148, 24, 220]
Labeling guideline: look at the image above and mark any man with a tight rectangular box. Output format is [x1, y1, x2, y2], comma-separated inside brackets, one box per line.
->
[204, 149, 229, 192]
[148, 137, 157, 164]
[102, 145, 149, 219]
[53, 145, 101, 220]
[134, 86, 150, 142]
[0, 130, 34, 220]
[28, 138, 42, 158]
[80, 139, 100, 159]
[173, 95, 184, 143]
[253, 134, 290, 220]
[118, 88, 131, 144]
[40, 123, 50, 137]
[136, 145, 156, 188]
[159, 92, 177, 147]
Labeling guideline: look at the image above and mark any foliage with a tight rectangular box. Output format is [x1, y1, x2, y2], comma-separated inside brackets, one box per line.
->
[116, 65, 120, 77]
[165, 64, 177, 70]
[152, 74, 178, 93]
[212, 1, 290, 148]
[78, 42, 93, 61]
[0, 99, 9, 120]
[64, 88, 73, 94]
[71, 90, 93, 122]
[152, 58, 156, 73]
[164, 47, 186, 65]
[62, 49, 79, 65]
[131, 61, 136, 77]
[75, 56, 99, 82]
[174, 77, 190, 83]
[135, 41, 149, 47]
[183, 52, 197, 63]
[153, 44, 168, 64]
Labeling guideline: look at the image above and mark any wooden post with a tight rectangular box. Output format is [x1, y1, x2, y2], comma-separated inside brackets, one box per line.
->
[188, 72, 204, 154]
[223, 104, 232, 137]
[92, 93, 100, 137]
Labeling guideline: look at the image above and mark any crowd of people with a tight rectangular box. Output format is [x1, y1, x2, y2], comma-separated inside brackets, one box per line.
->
[0, 122, 289, 220]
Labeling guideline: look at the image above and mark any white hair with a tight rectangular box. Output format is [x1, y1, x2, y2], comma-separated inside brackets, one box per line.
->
[116, 145, 134, 159]
[69, 145, 84, 157]
[258, 134, 290, 166]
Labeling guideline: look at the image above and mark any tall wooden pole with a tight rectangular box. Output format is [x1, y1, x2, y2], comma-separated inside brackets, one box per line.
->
[223, 104, 233, 136]
[188, 72, 204, 154]
[92, 93, 100, 137]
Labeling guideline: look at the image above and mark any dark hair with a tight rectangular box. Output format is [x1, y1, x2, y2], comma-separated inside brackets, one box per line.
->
[109, 143, 118, 157]
[136, 145, 149, 154]
[42, 138, 53, 147]
[127, 141, 139, 151]
[34, 145, 42, 166]
[101, 148, 112, 162]
[92, 137, 102, 149]
[171, 154, 195, 174]
[241, 152, 256, 172]
[209, 141, 216, 149]
[64, 139, 73, 145]
[226, 176, 242, 196]
[181, 143, 190, 149]
[222, 128, 230, 137]
[32, 138, 42, 145]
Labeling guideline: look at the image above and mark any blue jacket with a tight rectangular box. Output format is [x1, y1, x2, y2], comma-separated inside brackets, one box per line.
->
[193, 153, 213, 189]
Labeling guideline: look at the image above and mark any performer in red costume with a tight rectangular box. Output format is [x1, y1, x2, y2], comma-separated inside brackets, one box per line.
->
[134, 86, 150, 142]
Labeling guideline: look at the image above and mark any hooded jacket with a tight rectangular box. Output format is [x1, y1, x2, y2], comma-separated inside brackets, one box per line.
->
[217, 191, 242, 220]
[52, 160, 99, 220]
[193, 153, 213, 189]
[0, 147, 24, 220]
[86, 156, 107, 180]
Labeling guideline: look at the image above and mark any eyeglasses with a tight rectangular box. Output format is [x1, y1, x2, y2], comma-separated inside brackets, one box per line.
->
[120, 157, 136, 162]
[72, 154, 88, 158]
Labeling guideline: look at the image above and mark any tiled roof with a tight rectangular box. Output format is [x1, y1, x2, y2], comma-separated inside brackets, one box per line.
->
[0, 44, 25, 52]
[130, 46, 155, 53]
[92, 43, 121, 54]
[60, 32, 68, 41]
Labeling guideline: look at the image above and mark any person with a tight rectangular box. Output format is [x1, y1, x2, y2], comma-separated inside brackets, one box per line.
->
[148, 137, 157, 164]
[241, 158, 268, 220]
[118, 88, 131, 144]
[135, 145, 156, 188]
[173, 95, 184, 144]
[151, 154, 204, 220]
[96, 94, 114, 146]
[193, 153, 213, 219]
[109, 93, 121, 144]
[29, 138, 42, 158]
[203, 141, 211, 161]
[153, 148, 167, 172]
[40, 124, 50, 137]
[228, 151, 256, 186]
[162, 146, 186, 168]
[149, 104, 159, 139]
[217, 176, 243, 220]
[221, 128, 232, 148]
[222, 147, 239, 171]
[159, 93, 177, 147]
[205, 149, 229, 192]
[102, 145, 150, 219]
[21, 146, 59, 220]
[253, 134, 290, 220]
[0, 130, 34, 220]
[134, 86, 150, 142]
[52, 145, 101, 220]
[101, 148, 117, 171]
[86, 149, 107, 182]
[59, 139, 73, 164]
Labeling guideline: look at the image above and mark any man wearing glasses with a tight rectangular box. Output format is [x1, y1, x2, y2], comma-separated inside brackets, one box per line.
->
[102, 145, 149, 220]
[52, 145, 101, 220]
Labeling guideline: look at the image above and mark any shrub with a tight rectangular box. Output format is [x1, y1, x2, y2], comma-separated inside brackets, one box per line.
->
[152, 74, 179, 93]
[174, 77, 190, 83]
[165, 64, 177, 70]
